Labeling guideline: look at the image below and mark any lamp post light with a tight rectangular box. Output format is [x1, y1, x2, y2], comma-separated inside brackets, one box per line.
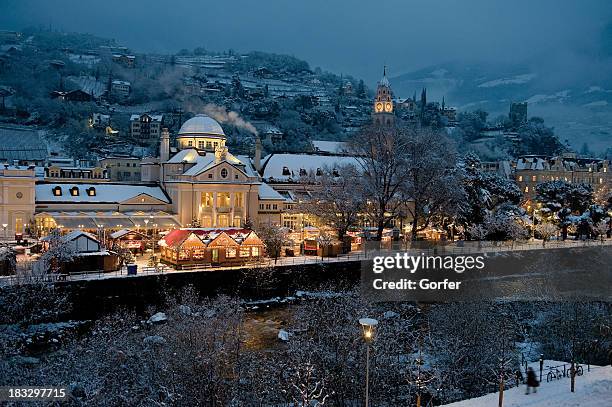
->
[359, 317, 378, 407]
[144, 218, 150, 259]
[1, 223, 7, 245]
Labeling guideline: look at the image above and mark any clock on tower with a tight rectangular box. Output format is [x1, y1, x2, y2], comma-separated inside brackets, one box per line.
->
[372, 66, 395, 126]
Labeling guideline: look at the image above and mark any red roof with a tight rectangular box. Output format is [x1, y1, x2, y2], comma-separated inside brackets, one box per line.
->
[161, 228, 254, 249]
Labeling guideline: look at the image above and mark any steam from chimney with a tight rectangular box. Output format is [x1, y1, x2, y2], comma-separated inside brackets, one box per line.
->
[203, 104, 258, 136]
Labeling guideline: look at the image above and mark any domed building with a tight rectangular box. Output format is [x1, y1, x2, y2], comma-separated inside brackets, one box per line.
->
[176, 114, 227, 152]
[150, 114, 287, 228]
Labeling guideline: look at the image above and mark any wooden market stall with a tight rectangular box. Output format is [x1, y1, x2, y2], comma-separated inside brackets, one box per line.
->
[158, 228, 263, 269]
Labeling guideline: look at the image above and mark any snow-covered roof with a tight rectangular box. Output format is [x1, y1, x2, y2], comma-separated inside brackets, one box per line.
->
[516, 157, 549, 171]
[165, 149, 256, 179]
[258, 183, 286, 201]
[0, 126, 47, 162]
[261, 153, 360, 181]
[130, 113, 163, 122]
[311, 140, 349, 154]
[178, 114, 225, 137]
[35, 183, 170, 204]
[41, 230, 99, 243]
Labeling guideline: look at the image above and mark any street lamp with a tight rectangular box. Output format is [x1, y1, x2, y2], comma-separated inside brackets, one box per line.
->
[144, 218, 150, 259]
[1, 223, 7, 244]
[359, 317, 378, 407]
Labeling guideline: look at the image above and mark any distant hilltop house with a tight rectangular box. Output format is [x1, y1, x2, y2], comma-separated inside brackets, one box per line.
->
[130, 113, 163, 141]
[253, 122, 283, 144]
[67, 75, 107, 99]
[50, 89, 93, 102]
[111, 80, 131, 99]
[89, 112, 110, 128]
[112, 53, 136, 68]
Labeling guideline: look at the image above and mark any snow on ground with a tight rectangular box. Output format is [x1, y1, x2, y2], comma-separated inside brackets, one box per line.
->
[478, 73, 537, 88]
[442, 361, 612, 407]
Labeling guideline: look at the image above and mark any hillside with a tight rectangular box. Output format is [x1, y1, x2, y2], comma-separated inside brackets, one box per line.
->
[391, 55, 612, 153]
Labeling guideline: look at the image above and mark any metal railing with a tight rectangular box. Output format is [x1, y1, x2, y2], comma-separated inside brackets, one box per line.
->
[1, 238, 610, 286]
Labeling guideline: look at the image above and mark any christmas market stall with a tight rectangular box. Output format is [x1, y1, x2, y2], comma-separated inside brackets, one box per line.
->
[158, 228, 263, 269]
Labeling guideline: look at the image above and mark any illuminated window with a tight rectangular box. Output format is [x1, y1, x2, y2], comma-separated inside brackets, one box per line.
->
[252, 247, 260, 256]
[203, 192, 214, 207]
[52, 186, 62, 196]
[70, 186, 79, 196]
[518, 176, 523, 182]
[218, 192, 230, 207]
[531, 175, 537, 182]
[234, 192, 243, 208]
[86, 187, 96, 196]
[240, 247, 250, 257]
[524, 186, 529, 193]
[226, 247, 236, 258]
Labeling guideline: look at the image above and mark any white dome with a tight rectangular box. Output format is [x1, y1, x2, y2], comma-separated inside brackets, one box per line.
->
[178, 114, 225, 137]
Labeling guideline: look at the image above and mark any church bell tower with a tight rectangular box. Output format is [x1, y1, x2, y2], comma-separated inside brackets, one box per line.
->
[373, 66, 394, 127]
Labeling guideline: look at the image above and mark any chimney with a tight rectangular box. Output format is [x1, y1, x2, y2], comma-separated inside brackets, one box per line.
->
[254, 136, 262, 172]
[160, 128, 170, 162]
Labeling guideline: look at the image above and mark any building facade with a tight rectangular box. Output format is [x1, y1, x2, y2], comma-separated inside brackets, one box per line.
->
[100, 157, 142, 182]
[0, 165, 36, 237]
[130, 113, 163, 141]
[514, 154, 611, 199]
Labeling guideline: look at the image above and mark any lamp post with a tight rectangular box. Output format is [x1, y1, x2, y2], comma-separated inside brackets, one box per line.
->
[144, 218, 150, 259]
[359, 317, 378, 407]
[2, 223, 7, 245]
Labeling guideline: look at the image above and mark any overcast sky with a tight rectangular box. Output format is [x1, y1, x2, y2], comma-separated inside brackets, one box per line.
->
[1, 0, 610, 84]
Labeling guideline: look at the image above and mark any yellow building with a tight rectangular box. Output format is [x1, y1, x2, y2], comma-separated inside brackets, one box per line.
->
[160, 115, 263, 228]
[0, 165, 36, 237]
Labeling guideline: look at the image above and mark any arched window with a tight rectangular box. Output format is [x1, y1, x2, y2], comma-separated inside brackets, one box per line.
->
[86, 187, 96, 196]
[70, 186, 79, 196]
[282, 166, 290, 176]
[52, 186, 62, 196]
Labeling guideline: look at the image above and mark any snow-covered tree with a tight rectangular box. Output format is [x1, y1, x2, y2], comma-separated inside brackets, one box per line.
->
[298, 164, 364, 243]
[40, 229, 76, 274]
[535, 222, 558, 247]
[398, 126, 466, 241]
[466, 224, 487, 248]
[458, 152, 522, 226]
[593, 220, 609, 243]
[256, 223, 289, 263]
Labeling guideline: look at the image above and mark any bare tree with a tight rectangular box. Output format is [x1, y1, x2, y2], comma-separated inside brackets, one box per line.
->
[350, 124, 408, 240]
[298, 164, 364, 245]
[399, 127, 465, 241]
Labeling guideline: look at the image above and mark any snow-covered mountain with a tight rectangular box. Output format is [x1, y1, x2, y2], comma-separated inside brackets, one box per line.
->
[390, 57, 612, 153]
